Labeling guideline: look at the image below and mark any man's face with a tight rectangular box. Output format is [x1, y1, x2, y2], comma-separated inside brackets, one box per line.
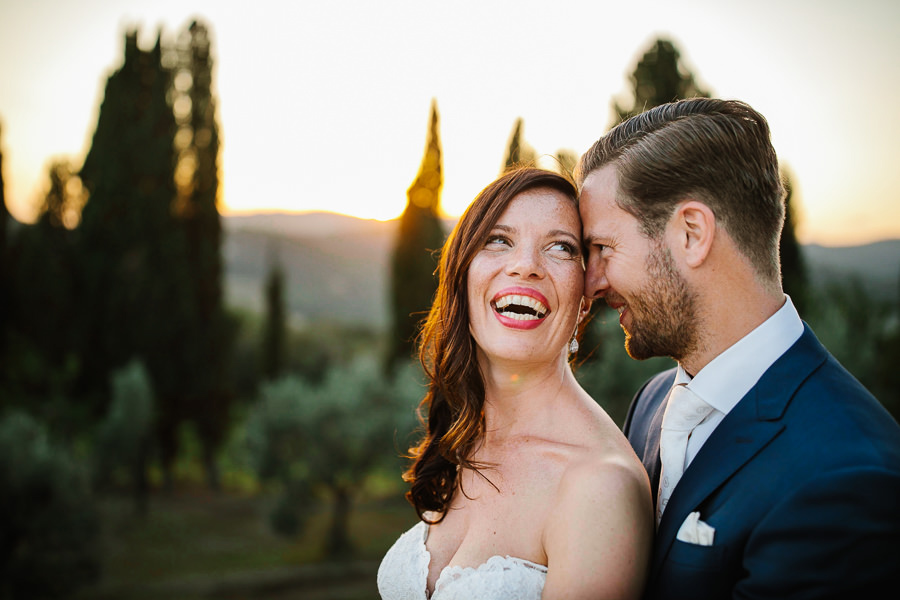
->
[580, 164, 698, 361]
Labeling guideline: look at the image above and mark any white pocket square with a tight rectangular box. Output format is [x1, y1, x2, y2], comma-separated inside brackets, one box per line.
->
[676, 511, 715, 546]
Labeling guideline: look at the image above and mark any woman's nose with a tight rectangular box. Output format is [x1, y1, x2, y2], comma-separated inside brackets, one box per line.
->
[506, 245, 544, 278]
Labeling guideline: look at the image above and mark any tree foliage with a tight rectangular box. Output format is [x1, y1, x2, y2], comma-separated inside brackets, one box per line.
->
[0, 411, 100, 598]
[0, 123, 7, 379]
[387, 100, 445, 372]
[4, 161, 83, 426]
[75, 23, 231, 490]
[78, 30, 188, 425]
[246, 358, 420, 555]
[173, 20, 233, 491]
[779, 168, 809, 316]
[95, 360, 157, 515]
[501, 117, 537, 173]
[36, 160, 86, 230]
[261, 247, 287, 381]
[576, 316, 675, 426]
[613, 38, 710, 125]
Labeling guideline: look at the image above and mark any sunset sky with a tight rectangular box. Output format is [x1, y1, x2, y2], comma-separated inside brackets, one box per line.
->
[1, 0, 898, 246]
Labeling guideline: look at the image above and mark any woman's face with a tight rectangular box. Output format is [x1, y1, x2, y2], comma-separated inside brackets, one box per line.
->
[467, 187, 585, 366]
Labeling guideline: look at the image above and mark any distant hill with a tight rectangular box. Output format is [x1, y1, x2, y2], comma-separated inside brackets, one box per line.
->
[223, 213, 398, 329]
[223, 212, 900, 329]
[804, 239, 900, 304]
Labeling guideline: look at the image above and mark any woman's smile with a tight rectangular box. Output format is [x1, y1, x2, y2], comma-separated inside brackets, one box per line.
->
[491, 286, 551, 330]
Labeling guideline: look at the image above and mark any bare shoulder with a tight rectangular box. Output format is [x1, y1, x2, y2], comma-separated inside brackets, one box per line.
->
[556, 432, 650, 508]
[541, 408, 653, 599]
[565, 391, 647, 478]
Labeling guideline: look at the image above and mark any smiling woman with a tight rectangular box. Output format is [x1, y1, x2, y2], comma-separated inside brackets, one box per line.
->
[467, 188, 585, 358]
[377, 167, 654, 600]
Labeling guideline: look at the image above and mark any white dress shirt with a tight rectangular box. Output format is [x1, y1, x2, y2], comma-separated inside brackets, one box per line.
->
[675, 295, 804, 468]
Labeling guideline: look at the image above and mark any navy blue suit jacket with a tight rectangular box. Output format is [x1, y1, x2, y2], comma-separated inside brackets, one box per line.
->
[623, 325, 900, 599]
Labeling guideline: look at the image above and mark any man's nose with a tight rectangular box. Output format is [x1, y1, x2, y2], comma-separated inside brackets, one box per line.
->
[584, 261, 608, 299]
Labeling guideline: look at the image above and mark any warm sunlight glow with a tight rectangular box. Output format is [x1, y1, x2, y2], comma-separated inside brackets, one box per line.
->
[1, 0, 899, 245]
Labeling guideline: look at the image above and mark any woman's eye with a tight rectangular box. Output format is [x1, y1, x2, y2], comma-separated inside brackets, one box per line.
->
[549, 241, 578, 256]
[485, 235, 510, 247]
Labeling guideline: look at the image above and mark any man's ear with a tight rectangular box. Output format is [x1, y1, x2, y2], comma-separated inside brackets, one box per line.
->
[671, 200, 716, 268]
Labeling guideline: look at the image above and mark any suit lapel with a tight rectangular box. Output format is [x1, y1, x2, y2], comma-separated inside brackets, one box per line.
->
[649, 325, 828, 581]
[654, 391, 785, 554]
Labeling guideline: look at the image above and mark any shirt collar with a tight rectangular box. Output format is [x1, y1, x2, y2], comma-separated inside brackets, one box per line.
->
[675, 295, 804, 415]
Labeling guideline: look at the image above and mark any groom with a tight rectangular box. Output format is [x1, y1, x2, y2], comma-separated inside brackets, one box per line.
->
[577, 98, 900, 598]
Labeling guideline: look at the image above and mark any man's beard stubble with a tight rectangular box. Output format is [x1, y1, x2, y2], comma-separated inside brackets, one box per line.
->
[623, 243, 699, 362]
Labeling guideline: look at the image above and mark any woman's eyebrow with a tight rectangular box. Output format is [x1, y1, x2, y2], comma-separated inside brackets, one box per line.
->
[548, 229, 580, 242]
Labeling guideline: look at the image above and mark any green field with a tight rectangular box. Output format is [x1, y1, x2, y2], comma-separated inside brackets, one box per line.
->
[73, 488, 416, 600]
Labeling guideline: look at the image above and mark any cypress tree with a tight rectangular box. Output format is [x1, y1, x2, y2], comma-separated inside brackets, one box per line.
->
[501, 117, 536, 173]
[176, 20, 230, 490]
[0, 122, 7, 260]
[0, 123, 8, 375]
[779, 169, 808, 316]
[554, 149, 578, 181]
[79, 29, 189, 465]
[387, 100, 445, 372]
[19, 162, 81, 387]
[261, 246, 287, 381]
[612, 38, 710, 125]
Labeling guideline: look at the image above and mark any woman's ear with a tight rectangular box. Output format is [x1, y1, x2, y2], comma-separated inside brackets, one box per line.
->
[578, 297, 592, 324]
[671, 200, 716, 268]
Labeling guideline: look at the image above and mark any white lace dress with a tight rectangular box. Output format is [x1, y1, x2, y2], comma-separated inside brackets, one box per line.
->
[377, 521, 547, 600]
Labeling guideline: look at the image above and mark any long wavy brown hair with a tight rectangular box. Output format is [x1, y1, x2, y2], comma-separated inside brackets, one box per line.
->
[403, 167, 580, 523]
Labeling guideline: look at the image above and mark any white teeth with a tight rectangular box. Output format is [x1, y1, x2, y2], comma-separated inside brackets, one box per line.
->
[617, 306, 625, 315]
[493, 294, 548, 319]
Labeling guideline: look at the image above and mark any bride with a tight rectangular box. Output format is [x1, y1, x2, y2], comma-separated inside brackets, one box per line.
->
[378, 167, 652, 599]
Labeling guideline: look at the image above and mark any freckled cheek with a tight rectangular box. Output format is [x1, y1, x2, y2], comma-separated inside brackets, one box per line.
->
[553, 267, 586, 318]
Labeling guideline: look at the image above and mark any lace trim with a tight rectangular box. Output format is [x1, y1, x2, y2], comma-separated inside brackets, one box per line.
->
[417, 523, 432, 597]
[435, 554, 548, 588]
[424, 522, 548, 595]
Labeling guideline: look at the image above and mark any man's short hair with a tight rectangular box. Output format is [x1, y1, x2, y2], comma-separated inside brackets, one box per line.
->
[578, 98, 786, 284]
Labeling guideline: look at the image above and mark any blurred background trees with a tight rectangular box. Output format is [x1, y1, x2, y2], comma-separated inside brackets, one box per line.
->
[779, 169, 810, 316]
[386, 100, 445, 373]
[261, 247, 287, 382]
[612, 38, 710, 123]
[94, 360, 157, 516]
[0, 411, 100, 598]
[0, 25, 897, 600]
[245, 359, 419, 558]
[0, 123, 8, 376]
[502, 117, 537, 172]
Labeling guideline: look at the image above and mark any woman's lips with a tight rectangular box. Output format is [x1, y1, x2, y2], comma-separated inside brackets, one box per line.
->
[490, 287, 550, 330]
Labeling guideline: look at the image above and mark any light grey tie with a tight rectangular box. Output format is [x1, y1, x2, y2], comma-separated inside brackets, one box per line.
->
[657, 384, 714, 524]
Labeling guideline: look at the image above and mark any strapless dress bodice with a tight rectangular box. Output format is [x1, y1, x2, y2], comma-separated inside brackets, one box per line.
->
[377, 521, 547, 600]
